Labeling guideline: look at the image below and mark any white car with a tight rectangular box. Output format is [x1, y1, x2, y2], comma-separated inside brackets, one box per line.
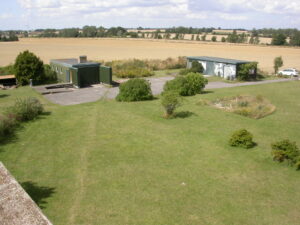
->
[278, 68, 299, 76]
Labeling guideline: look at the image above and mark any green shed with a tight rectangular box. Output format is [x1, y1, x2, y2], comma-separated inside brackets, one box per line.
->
[50, 56, 112, 88]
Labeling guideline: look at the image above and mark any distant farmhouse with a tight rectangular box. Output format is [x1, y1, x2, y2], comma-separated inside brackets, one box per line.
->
[50, 56, 112, 88]
[187, 56, 256, 80]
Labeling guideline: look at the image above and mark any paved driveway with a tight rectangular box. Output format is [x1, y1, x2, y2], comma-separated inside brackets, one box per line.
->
[39, 77, 296, 106]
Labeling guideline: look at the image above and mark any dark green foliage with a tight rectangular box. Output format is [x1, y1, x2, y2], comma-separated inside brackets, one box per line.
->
[43, 65, 58, 84]
[161, 91, 182, 118]
[211, 36, 217, 42]
[271, 140, 299, 165]
[273, 56, 283, 74]
[271, 33, 286, 45]
[14, 50, 45, 85]
[289, 31, 300, 46]
[190, 61, 204, 73]
[163, 73, 207, 96]
[179, 61, 204, 75]
[6, 97, 44, 122]
[0, 31, 19, 42]
[237, 62, 258, 81]
[229, 129, 255, 149]
[227, 31, 247, 43]
[221, 37, 226, 42]
[116, 79, 153, 102]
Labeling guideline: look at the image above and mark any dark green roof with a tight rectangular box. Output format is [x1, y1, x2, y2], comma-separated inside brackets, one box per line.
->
[187, 56, 251, 65]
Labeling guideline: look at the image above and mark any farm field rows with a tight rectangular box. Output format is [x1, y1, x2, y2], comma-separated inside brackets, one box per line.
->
[0, 81, 300, 225]
[0, 38, 299, 73]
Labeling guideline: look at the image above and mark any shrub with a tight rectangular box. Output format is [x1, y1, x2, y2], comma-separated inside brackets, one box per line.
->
[237, 62, 258, 81]
[161, 91, 182, 118]
[0, 115, 17, 141]
[271, 140, 299, 165]
[44, 64, 58, 84]
[6, 97, 44, 122]
[116, 68, 153, 78]
[14, 50, 45, 85]
[163, 73, 207, 96]
[211, 36, 217, 42]
[229, 129, 255, 149]
[185, 72, 208, 95]
[116, 78, 153, 102]
[190, 61, 204, 73]
[163, 76, 190, 96]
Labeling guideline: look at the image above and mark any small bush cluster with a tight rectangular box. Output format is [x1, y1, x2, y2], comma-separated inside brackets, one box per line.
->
[0, 97, 44, 143]
[179, 61, 204, 75]
[229, 129, 255, 149]
[163, 73, 207, 96]
[104, 57, 186, 78]
[271, 140, 300, 169]
[236, 62, 258, 81]
[116, 78, 153, 102]
[6, 97, 44, 122]
[161, 91, 182, 118]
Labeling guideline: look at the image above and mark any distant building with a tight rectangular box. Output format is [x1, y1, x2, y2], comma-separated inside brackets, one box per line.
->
[0, 162, 53, 225]
[50, 56, 112, 88]
[187, 56, 255, 80]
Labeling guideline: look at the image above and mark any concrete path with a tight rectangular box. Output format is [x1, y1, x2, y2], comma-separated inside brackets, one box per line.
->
[40, 77, 296, 106]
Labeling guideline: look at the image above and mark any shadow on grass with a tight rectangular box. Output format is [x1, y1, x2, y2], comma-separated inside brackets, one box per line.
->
[174, 111, 196, 118]
[21, 181, 56, 209]
[0, 94, 9, 98]
[202, 90, 214, 95]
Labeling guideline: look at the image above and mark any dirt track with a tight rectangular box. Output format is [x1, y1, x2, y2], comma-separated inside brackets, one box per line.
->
[1, 38, 299, 72]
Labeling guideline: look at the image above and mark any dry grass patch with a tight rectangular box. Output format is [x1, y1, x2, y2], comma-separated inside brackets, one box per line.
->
[203, 95, 276, 119]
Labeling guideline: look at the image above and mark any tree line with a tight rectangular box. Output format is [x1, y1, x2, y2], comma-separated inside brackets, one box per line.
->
[0, 31, 19, 42]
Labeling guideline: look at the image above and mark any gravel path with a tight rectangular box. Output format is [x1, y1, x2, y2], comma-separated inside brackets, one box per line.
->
[41, 77, 297, 105]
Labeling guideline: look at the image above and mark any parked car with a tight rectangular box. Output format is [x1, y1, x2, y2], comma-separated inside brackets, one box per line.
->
[278, 68, 299, 76]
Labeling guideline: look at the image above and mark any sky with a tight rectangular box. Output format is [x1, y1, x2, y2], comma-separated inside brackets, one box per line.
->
[0, 0, 300, 30]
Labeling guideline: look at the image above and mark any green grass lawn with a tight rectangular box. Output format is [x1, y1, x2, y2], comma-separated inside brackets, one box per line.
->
[1, 81, 300, 225]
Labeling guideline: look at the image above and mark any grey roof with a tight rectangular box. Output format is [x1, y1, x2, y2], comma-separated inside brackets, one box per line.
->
[0, 162, 53, 225]
[50, 58, 100, 68]
[187, 56, 251, 65]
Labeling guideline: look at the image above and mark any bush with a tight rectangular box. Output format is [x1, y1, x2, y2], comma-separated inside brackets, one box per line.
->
[6, 97, 44, 122]
[116, 78, 153, 102]
[44, 64, 58, 84]
[274, 56, 283, 75]
[0, 115, 17, 141]
[179, 61, 204, 75]
[271, 140, 299, 165]
[229, 129, 255, 149]
[161, 91, 182, 118]
[237, 62, 258, 81]
[115, 68, 153, 78]
[163, 73, 207, 96]
[185, 72, 208, 95]
[14, 50, 45, 85]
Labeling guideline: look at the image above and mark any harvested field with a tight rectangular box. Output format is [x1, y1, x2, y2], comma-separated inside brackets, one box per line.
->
[0, 38, 299, 72]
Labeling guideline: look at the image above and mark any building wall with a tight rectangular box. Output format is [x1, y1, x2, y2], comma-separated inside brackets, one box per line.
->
[50, 62, 71, 83]
[76, 66, 99, 87]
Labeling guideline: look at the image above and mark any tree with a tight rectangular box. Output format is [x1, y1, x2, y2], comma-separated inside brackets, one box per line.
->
[290, 31, 300, 46]
[201, 34, 206, 41]
[211, 36, 217, 42]
[14, 50, 45, 85]
[221, 37, 226, 42]
[274, 56, 283, 74]
[271, 33, 286, 45]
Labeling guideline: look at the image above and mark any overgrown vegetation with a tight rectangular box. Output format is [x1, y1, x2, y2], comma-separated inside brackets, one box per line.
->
[210, 95, 276, 119]
[163, 73, 207, 96]
[0, 97, 43, 143]
[0, 31, 19, 42]
[0, 64, 15, 76]
[104, 57, 186, 78]
[179, 61, 204, 75]
[236, 62, 258, 81]
[271, 140, 300, 170]
[229, 129, 255, 149]
[116, 78, 153, 102]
